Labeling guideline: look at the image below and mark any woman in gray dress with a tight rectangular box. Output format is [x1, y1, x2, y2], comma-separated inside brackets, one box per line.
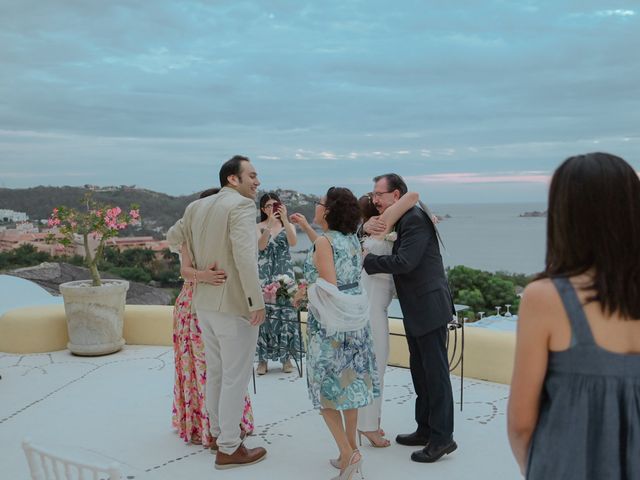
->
[508, 152, 640, 479]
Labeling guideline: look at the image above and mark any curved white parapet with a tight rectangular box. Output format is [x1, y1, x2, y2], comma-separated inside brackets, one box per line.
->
[0, 304, 173, 354]
[0, 305, 515, 384]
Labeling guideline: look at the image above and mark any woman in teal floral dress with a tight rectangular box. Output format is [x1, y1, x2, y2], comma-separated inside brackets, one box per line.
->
[291, 187, 379, 480]
[255, 193, 300, 375]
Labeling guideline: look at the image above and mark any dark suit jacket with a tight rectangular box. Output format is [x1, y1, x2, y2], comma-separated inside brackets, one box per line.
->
[363, 206, 455, 337]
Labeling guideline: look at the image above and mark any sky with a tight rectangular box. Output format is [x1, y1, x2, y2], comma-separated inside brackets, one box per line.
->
[1, 0, 639, 203]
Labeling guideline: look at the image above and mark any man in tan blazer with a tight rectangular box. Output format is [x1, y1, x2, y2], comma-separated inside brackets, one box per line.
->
[181, 155, 267, 469]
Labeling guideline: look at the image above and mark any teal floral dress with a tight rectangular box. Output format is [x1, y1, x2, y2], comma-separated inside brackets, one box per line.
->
[304, 231, 380, 410]
[257, 229, 301, 363]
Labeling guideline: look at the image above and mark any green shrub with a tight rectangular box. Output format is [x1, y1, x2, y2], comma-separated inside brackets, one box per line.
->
[447, 265, 529, 320]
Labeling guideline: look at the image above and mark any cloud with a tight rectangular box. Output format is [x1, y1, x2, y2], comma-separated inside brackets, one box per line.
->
[0, 1, 639, 202]
[596, 9, 636, 17]
[406, 172, 551, 185]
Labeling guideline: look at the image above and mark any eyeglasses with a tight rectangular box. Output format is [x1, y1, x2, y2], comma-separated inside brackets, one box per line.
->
[371, 190, 394, 199]
[314, 200, 327, 207]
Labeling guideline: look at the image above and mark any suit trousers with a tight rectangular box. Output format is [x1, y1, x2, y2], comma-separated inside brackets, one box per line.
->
[196, 308, 259, 454]
[406, 325, 454, 446]
[357, 271, 394, 431]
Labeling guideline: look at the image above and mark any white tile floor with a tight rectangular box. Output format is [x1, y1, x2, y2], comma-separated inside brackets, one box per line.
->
[0, 346, 520, 480]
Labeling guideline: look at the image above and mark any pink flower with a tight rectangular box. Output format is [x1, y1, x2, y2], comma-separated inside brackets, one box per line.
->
[107, 207, 122, 218]
[129, 209, 140, 220]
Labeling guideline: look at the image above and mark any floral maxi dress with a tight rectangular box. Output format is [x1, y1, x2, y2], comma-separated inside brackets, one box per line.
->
[303, 231, 380, 410]
[257, 229, 302, 363]
[172, 282, 254, 446]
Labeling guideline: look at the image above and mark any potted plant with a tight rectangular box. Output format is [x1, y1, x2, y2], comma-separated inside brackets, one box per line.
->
[47, 194, 140, 356]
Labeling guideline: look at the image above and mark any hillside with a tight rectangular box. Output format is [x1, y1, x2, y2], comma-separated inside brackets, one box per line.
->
[0, 186, 319, 234]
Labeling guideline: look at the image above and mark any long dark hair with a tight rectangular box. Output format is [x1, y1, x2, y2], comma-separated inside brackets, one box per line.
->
[358, 194, 379, 224]
[541, 152, 640, 319]
[325, 187, 361, 234]
[200, 187, 220, 199]
[259, 192, 282, 223]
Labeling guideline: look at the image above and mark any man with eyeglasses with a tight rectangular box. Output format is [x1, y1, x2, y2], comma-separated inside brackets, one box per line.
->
[363, 173, 457, 464]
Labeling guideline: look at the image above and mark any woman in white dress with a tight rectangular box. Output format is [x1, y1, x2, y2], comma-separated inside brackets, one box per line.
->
[356, 191, 423, 448]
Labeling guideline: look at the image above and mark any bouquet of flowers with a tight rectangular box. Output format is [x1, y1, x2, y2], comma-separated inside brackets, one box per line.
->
[263, 274, 299, 304]
[384, 231, 397, 242]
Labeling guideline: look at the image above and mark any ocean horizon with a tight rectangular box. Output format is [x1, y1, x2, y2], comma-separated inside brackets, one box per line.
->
[291, 201, 547, 275]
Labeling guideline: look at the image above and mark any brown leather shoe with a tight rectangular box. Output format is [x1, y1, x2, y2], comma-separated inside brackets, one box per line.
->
[210, 430, 247, 452]
[215, 444, 267, 469]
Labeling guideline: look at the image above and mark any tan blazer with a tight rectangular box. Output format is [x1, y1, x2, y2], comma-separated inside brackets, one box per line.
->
[181, 186, 265, 317]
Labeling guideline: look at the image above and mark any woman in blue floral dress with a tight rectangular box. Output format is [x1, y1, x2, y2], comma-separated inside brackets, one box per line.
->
[291, 187, 379, 480]
[255, 193, 300, 374]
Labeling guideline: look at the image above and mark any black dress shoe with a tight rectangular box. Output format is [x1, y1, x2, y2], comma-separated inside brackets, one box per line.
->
[395, 431, 429, 446]
[411, 440, 457, 463]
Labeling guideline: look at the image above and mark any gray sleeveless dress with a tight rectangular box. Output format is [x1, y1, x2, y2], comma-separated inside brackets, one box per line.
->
[526, 277, 640, 479]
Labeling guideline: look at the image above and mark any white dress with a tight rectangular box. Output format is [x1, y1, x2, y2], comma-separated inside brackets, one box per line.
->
[358, 236, 395, 431]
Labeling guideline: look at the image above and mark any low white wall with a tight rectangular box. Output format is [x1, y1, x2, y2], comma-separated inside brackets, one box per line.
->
[0, 305, 515, 384]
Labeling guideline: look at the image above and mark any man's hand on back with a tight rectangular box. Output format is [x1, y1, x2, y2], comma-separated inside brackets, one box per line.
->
[249, 308, 266, 326]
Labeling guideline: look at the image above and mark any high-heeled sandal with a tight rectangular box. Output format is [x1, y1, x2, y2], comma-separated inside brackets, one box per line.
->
[330, 449, 359, 469]
[331, 450, 363, 480]
[358, 430, 391, 448]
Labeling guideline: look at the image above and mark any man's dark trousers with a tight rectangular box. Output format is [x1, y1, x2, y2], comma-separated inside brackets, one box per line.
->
[406, 325, 454, 446]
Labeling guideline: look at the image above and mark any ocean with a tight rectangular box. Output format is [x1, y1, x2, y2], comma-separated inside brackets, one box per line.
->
[290, 202, 547, 275]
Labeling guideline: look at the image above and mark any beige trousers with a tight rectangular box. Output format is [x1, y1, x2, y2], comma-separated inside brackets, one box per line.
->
[196, 308, 259, 454]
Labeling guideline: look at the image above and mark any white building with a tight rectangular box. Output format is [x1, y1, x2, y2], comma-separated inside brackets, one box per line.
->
[0, 209, 28, 223]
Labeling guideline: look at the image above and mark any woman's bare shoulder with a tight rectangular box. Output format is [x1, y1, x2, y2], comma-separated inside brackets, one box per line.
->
[520, 278, 565, 326]
[522, 278, 555, 298]
[313, 235, 331, 248]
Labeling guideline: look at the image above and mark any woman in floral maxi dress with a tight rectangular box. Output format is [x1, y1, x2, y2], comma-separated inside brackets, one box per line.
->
[168, 188, 254, 447]
[255, 193, 300, 375]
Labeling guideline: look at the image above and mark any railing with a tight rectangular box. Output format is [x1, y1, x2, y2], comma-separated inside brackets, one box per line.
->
[389, 304, 468, 412]
[255, 300, 467, 412]
[260, 301, 306, 378]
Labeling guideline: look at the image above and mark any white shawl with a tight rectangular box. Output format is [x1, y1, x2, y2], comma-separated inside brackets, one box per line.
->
[307, 278, 369, 335]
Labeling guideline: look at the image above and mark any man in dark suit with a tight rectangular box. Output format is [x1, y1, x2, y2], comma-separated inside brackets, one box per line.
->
[363, 173, 457, 463]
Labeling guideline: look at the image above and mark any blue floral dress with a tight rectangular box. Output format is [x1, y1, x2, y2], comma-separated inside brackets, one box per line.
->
[257, 229, 301, 363]
[304, 231, 380, 410]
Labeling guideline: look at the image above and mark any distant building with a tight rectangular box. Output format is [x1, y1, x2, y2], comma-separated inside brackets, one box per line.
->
[0, 209, 28, 223]
[83, 184, 136, 192]
[15, 222, 39, 233]
[0, 227, 72, 256]
[105, 236, 169, 255]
